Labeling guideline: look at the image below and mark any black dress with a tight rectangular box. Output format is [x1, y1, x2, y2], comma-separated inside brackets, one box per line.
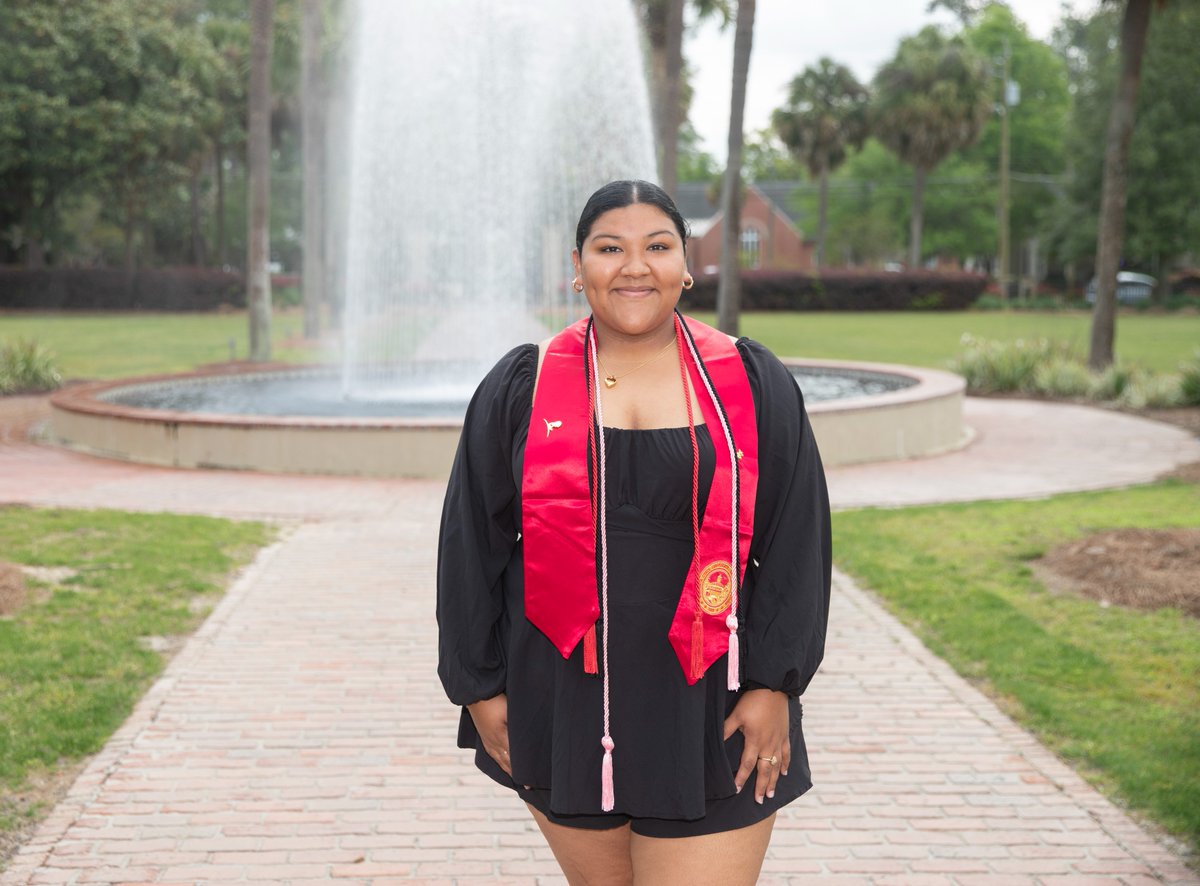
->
[437, 337, 832, 821]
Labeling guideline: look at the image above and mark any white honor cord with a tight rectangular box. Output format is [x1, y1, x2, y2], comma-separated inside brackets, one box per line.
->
[588, 326, 615, 809]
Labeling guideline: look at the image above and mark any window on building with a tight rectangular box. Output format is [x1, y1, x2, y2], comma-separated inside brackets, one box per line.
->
[739, 227, 761, 269]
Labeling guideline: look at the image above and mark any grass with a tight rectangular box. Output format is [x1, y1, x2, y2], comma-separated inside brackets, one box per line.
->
[0, 506, 272, 847]
[0, 310, 317, 380]
[2, 308, 1199, 380]
[718, 310, 1200, 374]
[832, 479, 1200, 853]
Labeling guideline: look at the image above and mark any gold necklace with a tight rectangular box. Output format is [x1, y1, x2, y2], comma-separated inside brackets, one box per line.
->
[598, 336, 677, 388]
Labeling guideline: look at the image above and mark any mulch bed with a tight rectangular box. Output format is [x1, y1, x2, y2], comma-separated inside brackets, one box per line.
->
[1033, 528, 1200, 618]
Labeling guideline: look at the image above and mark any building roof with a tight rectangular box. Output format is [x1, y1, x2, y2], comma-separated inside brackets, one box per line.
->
[676, 180, 808, 231]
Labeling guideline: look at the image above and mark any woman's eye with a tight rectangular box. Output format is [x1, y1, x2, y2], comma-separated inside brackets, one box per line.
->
[648, 243, 669, 251]
[599, 245, 621, 253]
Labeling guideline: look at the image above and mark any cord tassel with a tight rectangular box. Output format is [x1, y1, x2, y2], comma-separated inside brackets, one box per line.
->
[726, 614, 740, 690]
[600, 736, 615, 811]
[583, 624, 598, 674]
[691, 613, 704, 682]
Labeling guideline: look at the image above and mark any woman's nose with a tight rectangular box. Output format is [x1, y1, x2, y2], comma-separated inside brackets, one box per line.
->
[622, 250, 650, 275]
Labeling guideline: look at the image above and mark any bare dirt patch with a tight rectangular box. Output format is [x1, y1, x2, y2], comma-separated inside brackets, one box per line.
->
[0, 759, 90, 870]
[1033, 528, 1200, 617]
[0, 562, 26, 616]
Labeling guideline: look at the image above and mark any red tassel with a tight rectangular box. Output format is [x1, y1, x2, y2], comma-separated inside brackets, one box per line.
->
[691, 613, 703, 683]
[726, 614, 740, 691]
[600, 735, 615, 811]
[583, 624, 598, 674]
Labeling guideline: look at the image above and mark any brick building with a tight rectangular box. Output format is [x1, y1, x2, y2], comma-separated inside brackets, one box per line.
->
[675, 182, 814, 275]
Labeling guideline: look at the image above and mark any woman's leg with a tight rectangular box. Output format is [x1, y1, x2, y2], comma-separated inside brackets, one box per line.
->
[526, 804, 635, 886]
[628, 813, 776, 886]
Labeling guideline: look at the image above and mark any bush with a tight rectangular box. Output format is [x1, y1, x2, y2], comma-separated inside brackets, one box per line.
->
[0, 267, 245, 311]
[680, 269, 987, 312]
[949, 334, 1076, 393]
[1117, 373, 1184, 409]
[1032, 357, 1093, 398]
[1179, 349, 1200, 406]
[1089, 363, 1139, 401]
[0, 339, 62, 394]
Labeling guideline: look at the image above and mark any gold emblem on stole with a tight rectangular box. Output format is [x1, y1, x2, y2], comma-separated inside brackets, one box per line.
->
[697, 560, 734, 615]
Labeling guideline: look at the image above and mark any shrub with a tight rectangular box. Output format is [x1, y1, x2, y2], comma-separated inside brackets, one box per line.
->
[681, 269, 987, 312]
[1118, 373, 1184, 409]
[0, 267, 245, 311]
[1032, 357, 1093, 398]
[0, 339, 62, 394]
[1089, 363, 1140, 401]
[949, 334, 1075, 393]
[1179, 349, 1200, 406]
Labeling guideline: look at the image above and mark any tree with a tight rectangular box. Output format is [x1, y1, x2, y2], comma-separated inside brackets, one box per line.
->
[301, 0, 325, 339]
[637, 0, 732, 197]
[771, 58, 869, 268]
[872, 26, 992, 267]
[1088, 0, 1158, 371]
[248, 0, 274, 361]
[715, 0, 755, 336]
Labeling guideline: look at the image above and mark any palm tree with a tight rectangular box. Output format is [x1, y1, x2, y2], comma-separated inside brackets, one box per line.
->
[872, 26, 991, 268]
[301, 0, 324, 340]
[772, 59, 869, 269]
[715, 0, 755, 336]
[637, 0, 732, 197]
[247, 0, 274, 361]
[1088, 0, 1158, 371]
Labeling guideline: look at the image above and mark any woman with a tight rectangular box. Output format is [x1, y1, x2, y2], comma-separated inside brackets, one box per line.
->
[438, 180, 830, 885]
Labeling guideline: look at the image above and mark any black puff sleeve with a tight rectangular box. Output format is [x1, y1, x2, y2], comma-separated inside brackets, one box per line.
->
[737, 338, 832, 697]
[436, 344, 537, 706]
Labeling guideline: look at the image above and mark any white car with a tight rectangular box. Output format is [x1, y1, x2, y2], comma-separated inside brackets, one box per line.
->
[1085, 271, 1156, 304]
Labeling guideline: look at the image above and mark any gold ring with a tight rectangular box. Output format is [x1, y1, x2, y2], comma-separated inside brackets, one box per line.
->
[757, 755, 778, 766]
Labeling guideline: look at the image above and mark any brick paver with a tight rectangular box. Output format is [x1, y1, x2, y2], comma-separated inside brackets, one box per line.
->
[1, 396, 1197, 884]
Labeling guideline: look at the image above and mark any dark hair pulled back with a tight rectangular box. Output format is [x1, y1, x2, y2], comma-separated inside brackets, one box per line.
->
[574, 180, 691, 255]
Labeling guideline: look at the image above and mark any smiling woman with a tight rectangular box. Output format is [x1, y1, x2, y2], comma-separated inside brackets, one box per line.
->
[436, 180, 832, 886]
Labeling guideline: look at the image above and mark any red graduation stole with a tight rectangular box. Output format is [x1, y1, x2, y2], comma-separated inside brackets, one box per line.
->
[522, 314, 759, 686]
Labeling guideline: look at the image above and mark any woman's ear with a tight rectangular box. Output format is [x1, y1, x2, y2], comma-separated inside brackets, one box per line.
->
[571, 248, 582, 278]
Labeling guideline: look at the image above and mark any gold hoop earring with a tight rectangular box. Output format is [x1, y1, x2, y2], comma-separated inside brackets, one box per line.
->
[682, 276, 694, 290]
[572, 279, 584, 293]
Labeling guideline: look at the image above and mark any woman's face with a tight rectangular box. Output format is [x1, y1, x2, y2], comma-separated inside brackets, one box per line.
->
[573, 202, 688, 340]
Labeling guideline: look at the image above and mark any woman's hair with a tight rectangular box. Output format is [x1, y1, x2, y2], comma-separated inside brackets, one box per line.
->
[574, 180, 691, 255]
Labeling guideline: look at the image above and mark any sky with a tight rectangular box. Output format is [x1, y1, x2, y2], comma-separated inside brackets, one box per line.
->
[685, 0, 1098, 162]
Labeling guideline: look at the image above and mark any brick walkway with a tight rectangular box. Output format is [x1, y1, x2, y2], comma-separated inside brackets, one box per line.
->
[2, 397, 1198, 885]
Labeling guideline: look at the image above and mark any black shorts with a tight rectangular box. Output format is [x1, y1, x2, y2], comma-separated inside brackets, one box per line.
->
[516, 764, 806, 838]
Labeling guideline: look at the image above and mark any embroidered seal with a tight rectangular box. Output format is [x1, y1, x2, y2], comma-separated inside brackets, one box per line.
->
[697, 560, 734, 615]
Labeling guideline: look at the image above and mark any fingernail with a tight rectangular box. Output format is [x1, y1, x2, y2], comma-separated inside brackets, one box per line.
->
[756, 794, 764, 805]
[783, 769, 789, 776]
[767, 790, 775, 799]
[735, 783, 742, 793]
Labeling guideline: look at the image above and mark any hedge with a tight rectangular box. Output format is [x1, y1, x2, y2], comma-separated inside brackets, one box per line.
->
[0, 267, 245, 311]
[680, 269, 988, 311]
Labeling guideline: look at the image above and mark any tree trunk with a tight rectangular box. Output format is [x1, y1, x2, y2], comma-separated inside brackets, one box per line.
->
[21, 204, 45, 269]
[643, 2, 669, 183]
[815, 156, 829, 270]
[123, 194, 137, 276]
[909, 166, 927, 268]
[716, 0, 756, 336]
[216, 142, 228, 268]
[247, 0, 275, 362]
[661, 0, 685, 198]
[301, 0, 325, 340]
[190, 161, 208, 266]
[1088, 0, 1153, 371]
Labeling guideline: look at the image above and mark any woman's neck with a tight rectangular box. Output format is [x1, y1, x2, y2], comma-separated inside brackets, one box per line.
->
[591, 317, 677, 365]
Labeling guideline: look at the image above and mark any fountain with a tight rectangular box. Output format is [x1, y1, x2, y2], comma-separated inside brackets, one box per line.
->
[48, 0, 968, 476]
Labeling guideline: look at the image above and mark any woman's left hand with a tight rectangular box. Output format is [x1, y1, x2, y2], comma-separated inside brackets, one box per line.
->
[723, 688, 790, 804]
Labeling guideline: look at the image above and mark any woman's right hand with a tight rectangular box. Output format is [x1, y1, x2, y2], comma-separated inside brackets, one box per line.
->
[467, 694, 512, 776]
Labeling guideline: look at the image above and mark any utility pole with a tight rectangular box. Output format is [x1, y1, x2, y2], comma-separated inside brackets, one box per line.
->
[997, 39, 1011, 302]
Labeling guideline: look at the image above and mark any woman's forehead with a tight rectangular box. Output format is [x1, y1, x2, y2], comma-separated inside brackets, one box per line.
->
[588, 203, 678, 240]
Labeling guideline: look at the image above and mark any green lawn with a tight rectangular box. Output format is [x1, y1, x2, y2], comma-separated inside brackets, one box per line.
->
[2, 308, 1197, 380]
[0, 310, 317, 380]
[833, 479, 1200, 852]
[0, 506, 271, 849]
[715, 310, 1199, 373]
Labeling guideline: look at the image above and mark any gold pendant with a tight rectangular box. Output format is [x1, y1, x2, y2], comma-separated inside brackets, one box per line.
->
[604, 375, 617, 388]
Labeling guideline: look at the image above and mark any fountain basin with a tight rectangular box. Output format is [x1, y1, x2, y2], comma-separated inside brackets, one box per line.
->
[49, 359, 966, 477]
